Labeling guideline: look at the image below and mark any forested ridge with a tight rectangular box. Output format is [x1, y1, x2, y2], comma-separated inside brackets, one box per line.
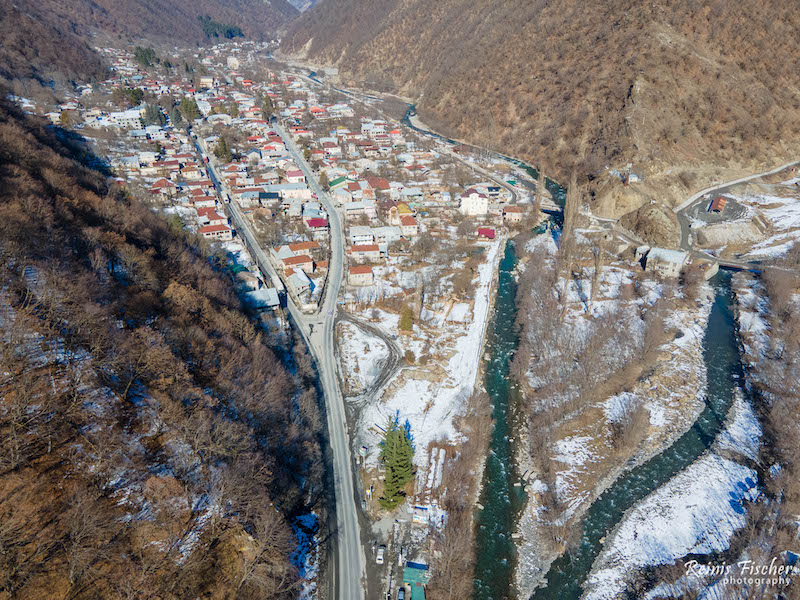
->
[283, 0, 800, 216]
[1, 0, 297, 91]
[0, 3, 108, 88]
[0, 97, 323, 599]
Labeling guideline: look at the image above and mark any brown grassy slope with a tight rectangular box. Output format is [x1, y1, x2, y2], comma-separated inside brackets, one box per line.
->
[0, 3, 108, 86]
[2, 0, 297, 90]
[13, 0, 297, 43]
[0, 98, 322, 599]
[283, 0, 800, 217]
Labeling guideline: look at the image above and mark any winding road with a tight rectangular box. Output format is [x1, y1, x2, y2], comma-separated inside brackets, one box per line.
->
[673, 159, 800, 270]
[337, 311, 403, 403]
[191, 121, 366, 600]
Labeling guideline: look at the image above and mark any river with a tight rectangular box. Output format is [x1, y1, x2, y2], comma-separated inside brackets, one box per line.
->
[474, 254, 746, 598]
[473, 240, 528, 600]
[399, 100, 747, 599]
[530, 270, 744, 600]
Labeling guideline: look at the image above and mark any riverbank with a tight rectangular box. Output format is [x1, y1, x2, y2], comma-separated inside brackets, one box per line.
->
[582, 389, 761, 600]
[510, 230, 723, 599]
[581, 271, 769, 599]
[514, 288, 713, 597]
[473, 237, 529, 599]
[520, 272, 756, 600]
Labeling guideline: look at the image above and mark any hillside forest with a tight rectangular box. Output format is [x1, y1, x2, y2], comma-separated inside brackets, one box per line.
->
[0, 97, 324, 599]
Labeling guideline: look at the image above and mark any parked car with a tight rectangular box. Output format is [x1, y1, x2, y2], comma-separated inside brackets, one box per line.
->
[376, 545, 386, 565]
[397, 587, 405, 600]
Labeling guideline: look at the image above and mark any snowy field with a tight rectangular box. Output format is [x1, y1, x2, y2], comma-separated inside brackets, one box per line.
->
[337, 320, 390, 395]
[354, 239, 502, 468]
[583, 394, 761, 600]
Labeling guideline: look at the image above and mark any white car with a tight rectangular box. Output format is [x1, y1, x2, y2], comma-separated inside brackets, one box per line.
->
[376, 545, 386, 565]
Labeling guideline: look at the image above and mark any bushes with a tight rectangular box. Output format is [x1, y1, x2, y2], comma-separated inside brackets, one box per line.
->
[399, 303, 414, 331]
[0, 98, 320, 599]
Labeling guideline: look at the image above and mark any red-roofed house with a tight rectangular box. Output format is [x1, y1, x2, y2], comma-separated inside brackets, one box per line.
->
[477, 227, 496, 240]
[503, 206, 524, 223]
[400, 215, 418, 237]
[709, 196, 727, 213]
[198, 224, 233, 241]
[288, 241, 321, 254]
[286, 169, 306, 184]
[281, 254, 314, 274]
[305, 218, 329, 241]
[348, 265, 374, 286]
[196, 207, 226, 226]
[348, 244, 381, 263]
[306, 218, 329, 230]
[150, 178, 177, 197]
[366, 175, 390, 191]
[191, 196, 218, 210]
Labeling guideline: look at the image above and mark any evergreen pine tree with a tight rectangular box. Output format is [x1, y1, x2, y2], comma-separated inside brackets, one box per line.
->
[262, 95, 274, 120]
[214, 136, 232, 163]
[180, 97, 201, 121]
[379, 417, 415, 509]
[170, 107, 184, 126]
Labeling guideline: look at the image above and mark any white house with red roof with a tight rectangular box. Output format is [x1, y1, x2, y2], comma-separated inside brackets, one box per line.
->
[196, 207, 226, 227]
[149, 178, 177, 197]
[286, 169, 306, 184]
[459, 189, 489, 216]
[348, 265, 374, 286]
[400, 215, 418, 237]
[198, 224, 233, 241]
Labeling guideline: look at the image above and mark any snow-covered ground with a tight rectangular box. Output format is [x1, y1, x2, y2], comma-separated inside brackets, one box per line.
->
[725, 185, 800, 259]
[514, 228, 714, 598]
[732, 276, 771, 363]
[353, 239, 502, 468]
[583, 394, 761, 600]
[292, 513, 320, 600]
[337, 320, 390, 395]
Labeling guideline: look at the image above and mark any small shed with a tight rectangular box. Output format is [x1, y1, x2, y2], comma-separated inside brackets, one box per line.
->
[402, 562, 430, 600]
[709, 196, 727, 213]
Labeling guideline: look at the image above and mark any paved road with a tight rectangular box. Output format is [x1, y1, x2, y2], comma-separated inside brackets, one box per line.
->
[191, 126, 366, 600]
[674, 159, 800, 253]
[274, 121, 367, 600]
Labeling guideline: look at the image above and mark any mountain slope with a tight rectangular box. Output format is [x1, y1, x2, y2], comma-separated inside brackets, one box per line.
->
[34, 0, 298, 43]
[0, 3, 108, 86]
[0, 97, 322, 599]
[283, 0, 800, 216]
[2, 0, 297, 89]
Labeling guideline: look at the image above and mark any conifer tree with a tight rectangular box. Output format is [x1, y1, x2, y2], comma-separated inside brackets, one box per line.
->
[180, 97, 201, 121]
[262, 95, 274, 120]
[214, 136, 232, 163]
[379, 416, 415, 509]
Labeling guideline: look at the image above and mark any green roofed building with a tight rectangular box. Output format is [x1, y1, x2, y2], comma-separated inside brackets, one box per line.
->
[328, 176, 348, 191]
[402, 562, 429, 600]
